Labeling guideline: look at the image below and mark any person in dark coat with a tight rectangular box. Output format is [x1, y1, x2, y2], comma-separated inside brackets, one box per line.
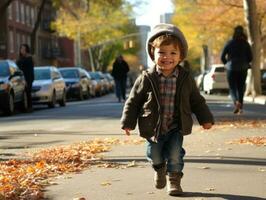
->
[111, 55, 129, 102]
[16, 44, 34, 110]
[221, 25, 252, 114]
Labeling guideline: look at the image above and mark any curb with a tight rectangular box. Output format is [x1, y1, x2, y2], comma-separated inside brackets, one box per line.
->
[244, 95, 266, 105]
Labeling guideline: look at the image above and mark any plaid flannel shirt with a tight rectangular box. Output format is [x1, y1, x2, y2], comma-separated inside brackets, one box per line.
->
[156, 67, 179, 134]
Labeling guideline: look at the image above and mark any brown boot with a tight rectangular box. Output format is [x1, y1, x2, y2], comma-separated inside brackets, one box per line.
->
[153, 164, 166, 189]
[233, 101, 242, 114]
[167, 172, 183, 196]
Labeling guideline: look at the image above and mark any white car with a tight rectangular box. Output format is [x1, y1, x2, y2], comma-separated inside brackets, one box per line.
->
[203, 64, 228, 94]
[32, 66, 66, 108]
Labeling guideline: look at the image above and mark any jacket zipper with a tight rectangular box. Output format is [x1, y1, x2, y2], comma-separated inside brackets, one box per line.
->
[144, 72, 161, 141]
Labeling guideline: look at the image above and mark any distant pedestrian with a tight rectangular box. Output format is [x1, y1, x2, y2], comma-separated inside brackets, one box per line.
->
[121, 23, 214, 196]
[16, 44, 34, 111]
[111, 55, 129, 102]
[221, 25, 252, 114]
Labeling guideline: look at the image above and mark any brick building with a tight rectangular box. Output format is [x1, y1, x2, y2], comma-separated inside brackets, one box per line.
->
[0, 0, 75, 66]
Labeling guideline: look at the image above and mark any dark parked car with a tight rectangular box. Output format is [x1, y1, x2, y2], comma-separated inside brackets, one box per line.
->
[59, 67, 90, 100]
[103, 72, 115, 92]
[0, 60, 28, 115]
[88, 71, 105, 96]
[261, 69, 266, 94]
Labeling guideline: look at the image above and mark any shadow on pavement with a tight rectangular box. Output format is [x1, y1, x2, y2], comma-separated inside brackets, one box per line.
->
[0, 140, 65, 150]
[101, 155, 266, 166]
[183, 191, 265, 200]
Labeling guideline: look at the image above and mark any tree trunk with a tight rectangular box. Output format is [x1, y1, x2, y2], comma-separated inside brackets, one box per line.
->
[30, 0, 47, 55]
[88, 47, 95, 71]
[243, 0, 262, 96]
[0, 0, 14, 12]
[201, 44, 209, 72]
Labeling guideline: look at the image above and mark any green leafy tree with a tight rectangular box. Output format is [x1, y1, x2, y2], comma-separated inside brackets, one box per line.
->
[52, 0, 137, 70]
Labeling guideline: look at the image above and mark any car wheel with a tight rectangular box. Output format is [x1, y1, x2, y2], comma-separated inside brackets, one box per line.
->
[59, 91, 66, 107]
[20, 90, 28, 112]
[4, 92, 15, 115]
[207, 89, 213, 95]
[83, 87, 89, 99]
[48, 91, 56, 108]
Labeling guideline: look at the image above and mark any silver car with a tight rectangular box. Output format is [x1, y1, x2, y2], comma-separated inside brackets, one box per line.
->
[32, 66, 66, 108]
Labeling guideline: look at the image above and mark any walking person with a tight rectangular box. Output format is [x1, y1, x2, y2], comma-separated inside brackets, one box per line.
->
[111, 55, 129, 102]
[221, 25, 253, 114]
[17, 44, 34, 111]
[121, 23, 214, 196]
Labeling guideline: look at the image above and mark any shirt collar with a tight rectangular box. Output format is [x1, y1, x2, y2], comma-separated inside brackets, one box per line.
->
[156, 65, 179, 77]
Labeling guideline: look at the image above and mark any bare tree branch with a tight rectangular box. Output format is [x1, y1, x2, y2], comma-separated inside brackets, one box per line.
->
[31, 0, 47, 54]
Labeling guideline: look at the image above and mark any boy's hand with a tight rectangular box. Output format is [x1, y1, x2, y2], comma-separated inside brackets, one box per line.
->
[202, 123, 212, 129]
[124, 128, 132, 136]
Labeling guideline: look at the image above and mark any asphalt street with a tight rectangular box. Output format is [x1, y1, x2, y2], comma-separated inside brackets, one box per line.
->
[0, 92, 266, 200]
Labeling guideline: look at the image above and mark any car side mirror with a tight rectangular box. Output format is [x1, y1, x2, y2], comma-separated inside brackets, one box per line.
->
[9, 71, 23, 80]
[14, 71, 23, 76]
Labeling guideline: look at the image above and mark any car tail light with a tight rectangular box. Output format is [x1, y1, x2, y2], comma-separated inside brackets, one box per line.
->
[211, 74, 215, 80]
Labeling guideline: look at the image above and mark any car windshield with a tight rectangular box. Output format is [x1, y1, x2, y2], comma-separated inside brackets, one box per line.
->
[90, 72, 101, 80]
[34, 69, 51, 80]
[60, 69, 79, 78]
[0, 61, 10, 77]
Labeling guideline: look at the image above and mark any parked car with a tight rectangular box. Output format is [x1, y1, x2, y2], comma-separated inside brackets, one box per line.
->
[103, 73, 115, 92]
[261, 69, 266, 94]
[59, 67, 90, 100]
[84, 70, 97, 97]
[195, 71, 208, 91]
[0, 60, 28, 115]
[88, 71, 105, 96]
[203, 64, 228, 94]
[95, 71, 109, 94]
[32, 66, 66, 108]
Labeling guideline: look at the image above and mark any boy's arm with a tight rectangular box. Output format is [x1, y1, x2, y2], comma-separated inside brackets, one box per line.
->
[189, 75, 214, 126]
[121, 75, 146, 133]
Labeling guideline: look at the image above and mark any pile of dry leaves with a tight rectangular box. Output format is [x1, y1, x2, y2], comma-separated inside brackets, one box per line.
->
[0, 138, 144, 200]
[227, 136, 266, 146]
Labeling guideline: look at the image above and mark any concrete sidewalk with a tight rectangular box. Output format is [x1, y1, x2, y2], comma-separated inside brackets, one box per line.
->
[44, 106, 266, 199]
[244, 95, 266, 105]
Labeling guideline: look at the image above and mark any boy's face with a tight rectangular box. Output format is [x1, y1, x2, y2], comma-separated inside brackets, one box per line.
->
[153, 44, 181, 76]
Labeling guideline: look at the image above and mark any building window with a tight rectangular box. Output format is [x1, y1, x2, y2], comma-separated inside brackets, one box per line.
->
[8, 3, 13, 20]
[15, 0, 20, 22]
[26, 5, 30, 26]
[21, 3, 25, 24]
[16, 32, 21, 52]
[9, 30, 14, 53]
[31, 7, 35, 27]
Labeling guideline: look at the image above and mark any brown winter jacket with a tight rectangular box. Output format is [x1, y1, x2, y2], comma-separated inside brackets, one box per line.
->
[121, 65, 214, 140]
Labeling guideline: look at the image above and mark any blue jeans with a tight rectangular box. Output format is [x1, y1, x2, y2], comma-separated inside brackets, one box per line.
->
[227, 70, 247, 106]
[114, 78, 127, 101]
[146, 129, 185, 173]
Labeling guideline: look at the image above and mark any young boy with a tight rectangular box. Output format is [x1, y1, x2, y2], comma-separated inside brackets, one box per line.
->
[121, 23, 214, 196]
